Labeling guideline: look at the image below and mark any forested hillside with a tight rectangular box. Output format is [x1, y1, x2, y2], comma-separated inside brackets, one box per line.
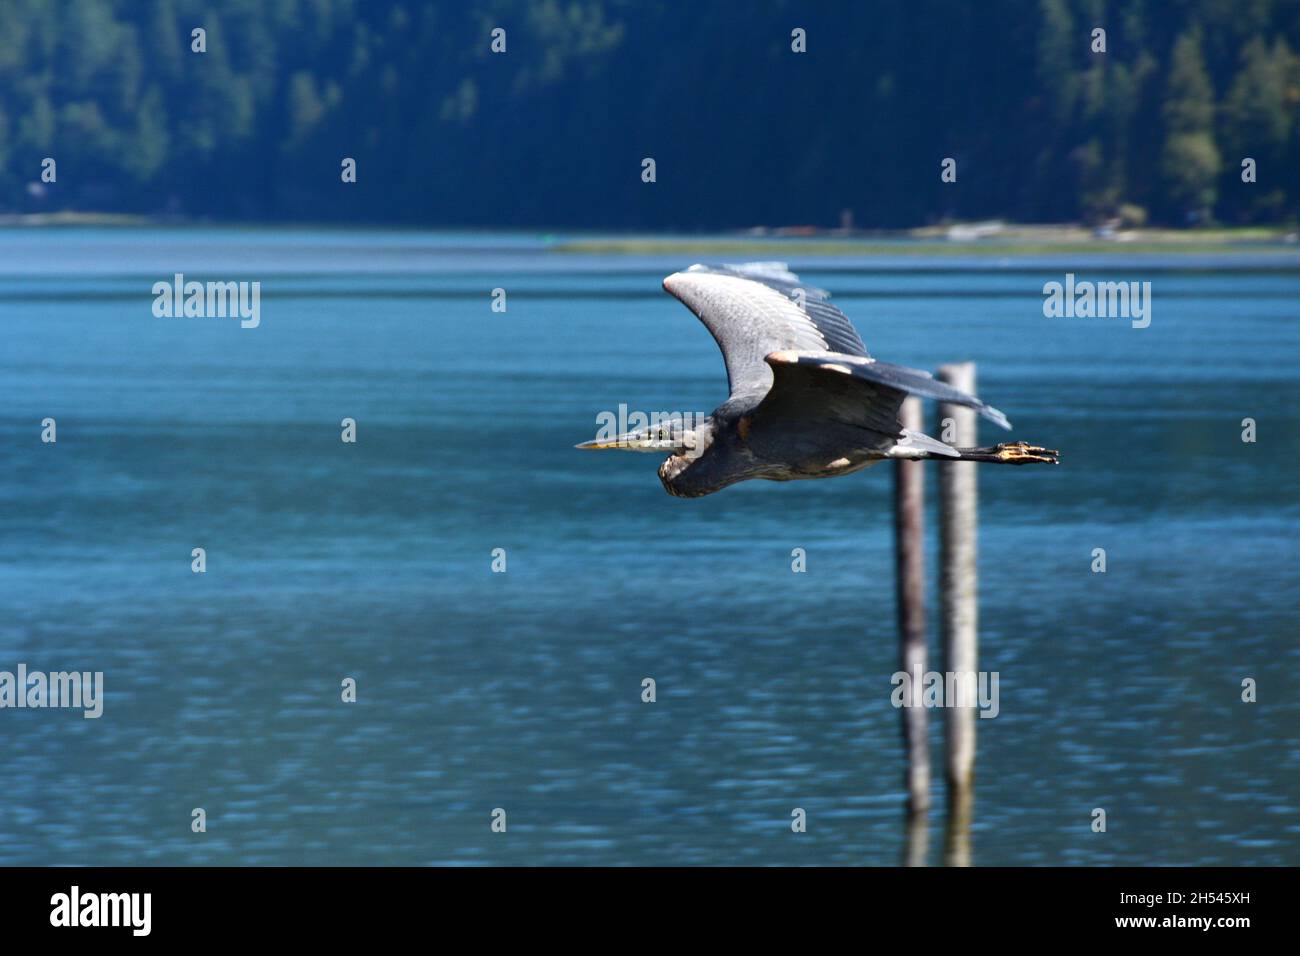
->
[1, 0, 1297, 228]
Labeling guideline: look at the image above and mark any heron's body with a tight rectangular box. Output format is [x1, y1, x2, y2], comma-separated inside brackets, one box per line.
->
[580, 263, 1058, 497]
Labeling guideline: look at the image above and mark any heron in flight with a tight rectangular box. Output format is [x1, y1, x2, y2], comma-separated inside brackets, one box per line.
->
[578, 263, 1058, 498]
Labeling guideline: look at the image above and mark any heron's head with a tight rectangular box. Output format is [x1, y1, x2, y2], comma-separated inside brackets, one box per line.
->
[575, 415, 711, 458]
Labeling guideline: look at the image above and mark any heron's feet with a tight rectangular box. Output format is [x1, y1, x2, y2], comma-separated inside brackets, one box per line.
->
[992, 441, 1059, 465]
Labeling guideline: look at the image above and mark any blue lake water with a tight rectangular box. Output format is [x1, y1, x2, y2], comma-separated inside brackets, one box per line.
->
[0, 228, 1297, 865]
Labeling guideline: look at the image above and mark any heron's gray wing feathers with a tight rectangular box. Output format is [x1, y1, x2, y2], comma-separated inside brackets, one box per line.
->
[691, 263, 868, 357]
[751, 352, 908, 436]
[663, 263, 870, 399]
[763, 351, 1013, 431]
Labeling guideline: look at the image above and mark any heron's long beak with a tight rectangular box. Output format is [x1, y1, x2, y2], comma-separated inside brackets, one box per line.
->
[574, 432, 663, 452]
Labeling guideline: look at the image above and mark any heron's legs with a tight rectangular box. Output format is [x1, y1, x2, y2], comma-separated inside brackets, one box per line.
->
[953, 441, 1059, 465]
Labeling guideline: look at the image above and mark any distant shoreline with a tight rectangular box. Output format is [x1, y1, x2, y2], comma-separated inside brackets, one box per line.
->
[3, 213, 1299, 258]
[558, 223, 1300, 257]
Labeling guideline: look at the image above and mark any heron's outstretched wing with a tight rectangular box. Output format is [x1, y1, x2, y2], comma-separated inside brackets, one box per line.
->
[663, 263, 869, 398]
[759, 350, 1013, 431]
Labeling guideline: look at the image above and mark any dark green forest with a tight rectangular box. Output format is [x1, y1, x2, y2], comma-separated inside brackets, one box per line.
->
[1, 0, 1298, 228]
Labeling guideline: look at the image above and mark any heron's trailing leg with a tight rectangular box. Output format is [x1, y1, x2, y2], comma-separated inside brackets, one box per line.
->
[952, 441, 1059, 465]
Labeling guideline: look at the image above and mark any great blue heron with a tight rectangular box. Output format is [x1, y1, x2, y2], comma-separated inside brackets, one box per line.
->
[578, 263, 1058, 498]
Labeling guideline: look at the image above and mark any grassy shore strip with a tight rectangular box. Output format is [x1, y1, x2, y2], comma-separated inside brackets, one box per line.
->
[0, 212, 157, 227]
[557, 227, 1300, 258]
[557, 239, 1300, 257]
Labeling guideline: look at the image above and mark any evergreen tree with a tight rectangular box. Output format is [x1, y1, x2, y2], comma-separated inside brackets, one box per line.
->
[1160, 27, 1223, 222]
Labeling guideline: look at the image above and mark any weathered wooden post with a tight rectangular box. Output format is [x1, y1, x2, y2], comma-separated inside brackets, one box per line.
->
[937, 362, 978, 866]
[904, 804, 930, 868]
[893, 397, 930, 822]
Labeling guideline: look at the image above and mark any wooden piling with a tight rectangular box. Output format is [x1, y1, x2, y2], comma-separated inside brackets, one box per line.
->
[936, 363, 979, 825]
[893, 396, 930, 818]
